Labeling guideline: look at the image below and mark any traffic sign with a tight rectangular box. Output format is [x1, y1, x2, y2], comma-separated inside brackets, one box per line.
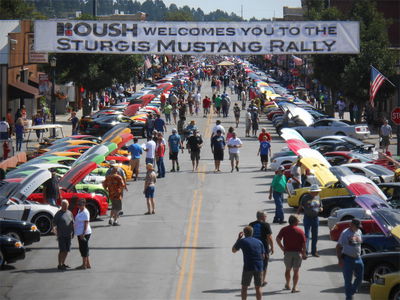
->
[391, 107, 400, 125]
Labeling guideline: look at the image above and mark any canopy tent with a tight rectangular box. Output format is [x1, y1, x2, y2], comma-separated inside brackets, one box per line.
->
[217, 61, 235, 66]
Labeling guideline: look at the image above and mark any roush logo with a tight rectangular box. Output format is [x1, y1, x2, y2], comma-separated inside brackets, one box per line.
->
[56, 22, 138, 37]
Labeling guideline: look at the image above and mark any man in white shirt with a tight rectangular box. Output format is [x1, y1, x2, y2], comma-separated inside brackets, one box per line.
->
[0, 118, 10, 140]
[227, 131, 243, 172]
[211, 120, 226, 137]
[144, 137, 156, 165]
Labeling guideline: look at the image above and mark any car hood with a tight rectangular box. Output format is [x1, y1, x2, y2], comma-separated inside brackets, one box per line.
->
[370, 207, 400, 238]
[280, 103, 314, 126]
[72, 143, 116, 167]
[59, 162, 97, 192]
[300, 157, 338, 186]
[338, 174, 387, 200]
[280, 128, 307, 143]
[102, 125, 130, 143]
[11, 170, 52, 202]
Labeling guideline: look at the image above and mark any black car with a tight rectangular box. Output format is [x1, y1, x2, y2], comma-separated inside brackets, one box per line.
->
[378, 182, 400, 209]
[320, 195, 358, 218]
[310, 140, 354, 154]
[0, 235, 26, 267]
[0, 219, 41, 246]
[362, 234, 400, 255]
[362, 251, 400, 282]
[82, 114, 146, 138]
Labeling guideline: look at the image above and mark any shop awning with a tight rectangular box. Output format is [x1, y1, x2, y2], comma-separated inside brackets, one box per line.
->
[9, 81, 39, 98]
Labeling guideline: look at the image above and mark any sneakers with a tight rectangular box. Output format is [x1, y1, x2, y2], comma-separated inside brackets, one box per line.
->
[108, 219, 113, 225]
[113, 221, 120, 226]
[57, 265, 66, 271]
[170, 168, 175, 172]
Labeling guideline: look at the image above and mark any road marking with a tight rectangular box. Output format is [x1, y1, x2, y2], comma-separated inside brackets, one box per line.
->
[175, 189, 198, 300]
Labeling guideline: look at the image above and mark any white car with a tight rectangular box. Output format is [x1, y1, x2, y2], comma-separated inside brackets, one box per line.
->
[341, 163, 394, 183]
[270, 155, 297, 171]
[327, 208, 371, 230]
[293, 118, 370, 141]
[0, 170, 60, 235]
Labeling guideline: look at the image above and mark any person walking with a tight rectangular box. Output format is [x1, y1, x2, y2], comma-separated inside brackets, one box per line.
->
[380, 119, 392, 152]
[163, 103, 172, 125]
[74, 199, 92, 270]
[227, 131, 242, 172]
[257, 135, 271, 171]
[268, 166, 287, 224]
[336, 219, 364, 300]
[214, 94, 222, 117]
[297, 184, 322, 257]
[68, 111, 79, 135]
[276, 215, 307, 293]
[43, 170, 60, 206]
[233, 103, 241, 128]
[258, 128, 271, 142]
[154, 114, 167, 134]
[186, 130, 203, 172]
[249, 211, 274, 287]
[0, 118, 10, 140]
[144, 137, 156, 165]
[53, 200, 74, 271]
[146, 114, 155, 138]
[155, 134, 166, 178]
[15, 117, 24, 151]
[232, 226, 265, 300]
[144, 163, 157, 215]
[127, 138, 142, 181]
[245, 110, 252, 137]
[202, 96, 211, 118]
[251, 109, 260, 137]
[168, 128, 183, 172]
[211, 129, 225, 173]
[103, 166, 126, 226]
[211, 120, 225, 137]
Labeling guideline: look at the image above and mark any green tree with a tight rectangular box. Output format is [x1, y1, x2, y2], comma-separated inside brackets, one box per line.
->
[0, 0, 42, 19]
[165, 10, 194, 21]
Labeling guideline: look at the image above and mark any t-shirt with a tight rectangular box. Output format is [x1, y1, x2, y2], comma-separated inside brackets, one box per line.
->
[212, 124, 225, 135]
[168, 134, 181, 153]
[233, 237, 265, 271]
[74, 208, 92, 236]
[300, 194, 321, 218]
[276, 225, 306, 252]
[380, 124, 392, 137]
[338, 228, 362, 258]
[105, 167, 125, 179]
[145, 140, 156, 159]
[290, 165, 302, 183]
[156, 143, 165, 157]
[271, 174, 287, 193]
[164, 104, 172, 114]
[211, 135, 225, 151]
[259, 141, 271, 156]
[0, 121, 9, 133]
[258, 132, 271, 142]
[227, 137, 242, 154]
[127, 143, 143, 159]
[249, 220, 272, 252]
[187, 135, 203, 152]
[53, 210, 74, 237]
[215, 97, 222, 107]
[154, 118, 165, 132]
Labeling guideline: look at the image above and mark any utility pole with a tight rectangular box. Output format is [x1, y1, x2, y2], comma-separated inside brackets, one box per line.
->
[93, 0, 97, 17]
[241, 5, 243, 20]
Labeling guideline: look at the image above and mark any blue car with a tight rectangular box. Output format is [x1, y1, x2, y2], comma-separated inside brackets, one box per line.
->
[361, 234, 400, 255]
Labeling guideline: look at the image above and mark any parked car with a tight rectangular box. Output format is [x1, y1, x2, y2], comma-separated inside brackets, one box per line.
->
[329, 219, 382, 241]
[362, 252, 400, 282]
[293, 118, 370, 141]
[370, 272, 400, 300]
[328, 208, 372, 230]
[379, 182, 400, 209]
[0, 235, 25, 267]
[361, 234, 400, 254]
[324, 151, 372, 165]
[310, 136, 375, 153]
[320, 195, 358, 217]
[0, 219, 40, 245]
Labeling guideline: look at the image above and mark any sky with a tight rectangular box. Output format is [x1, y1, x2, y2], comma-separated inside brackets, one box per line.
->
[158, 0, 302, 20]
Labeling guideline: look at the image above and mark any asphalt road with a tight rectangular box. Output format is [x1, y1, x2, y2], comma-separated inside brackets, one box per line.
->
[0, 82, 371, 300]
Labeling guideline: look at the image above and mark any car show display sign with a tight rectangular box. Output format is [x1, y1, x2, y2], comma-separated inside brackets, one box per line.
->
[34, 20, 360, 55]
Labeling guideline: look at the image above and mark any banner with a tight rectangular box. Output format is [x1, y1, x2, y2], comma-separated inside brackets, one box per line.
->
[34, 21, 360, 55]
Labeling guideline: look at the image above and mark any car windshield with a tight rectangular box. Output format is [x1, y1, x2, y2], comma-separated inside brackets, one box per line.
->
[373, 208, 400, 228]
[365, 165, 394, 176]
[349, 152, 371, 162]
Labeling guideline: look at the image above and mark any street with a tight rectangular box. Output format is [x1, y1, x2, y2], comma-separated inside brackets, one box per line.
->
[0, 82, 371, 300]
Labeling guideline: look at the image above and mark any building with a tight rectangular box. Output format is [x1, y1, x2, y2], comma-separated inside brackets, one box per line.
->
[0, 20, 41, 120]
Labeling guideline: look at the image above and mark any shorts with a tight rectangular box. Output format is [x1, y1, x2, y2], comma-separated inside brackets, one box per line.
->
[213, 149, 224, 161]
[57, 236, 72, 252]
[169, 151, 178, 160]
[381, 136, 390, 147]
[130, 159, 140, 172]
[229, 152, 239, 161]
[284, 251, 302, 269]
[190, 150, 200, 161]
[260, 155, 269, 163]
[145, 186, 155, 198]
[111, 199, 122, 211]
[241, 269, 262, 287]
[78, 234, 90, 257]
[145, 158, 154, 165]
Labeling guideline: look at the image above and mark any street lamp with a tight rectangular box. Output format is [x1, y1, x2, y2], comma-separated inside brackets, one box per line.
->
[50, 56, 56, 137]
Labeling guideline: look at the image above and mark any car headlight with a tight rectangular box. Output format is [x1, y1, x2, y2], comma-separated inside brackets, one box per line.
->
[14, 241, 23, 248]
[30, 225, 38, 231]
[375, 277, 385, 285]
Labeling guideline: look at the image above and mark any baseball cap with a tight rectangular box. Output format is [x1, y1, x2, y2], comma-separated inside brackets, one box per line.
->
[172, 128, 177, 133]
[351, 218, 362, 228]
[109, 159, 118, 167]
[278, 166, 285, 171]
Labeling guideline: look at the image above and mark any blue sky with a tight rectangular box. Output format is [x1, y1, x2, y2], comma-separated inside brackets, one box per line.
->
[158, 0, 302, 20]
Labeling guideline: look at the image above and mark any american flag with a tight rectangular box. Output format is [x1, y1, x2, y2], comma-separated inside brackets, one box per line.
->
[369, 66, 387, 107]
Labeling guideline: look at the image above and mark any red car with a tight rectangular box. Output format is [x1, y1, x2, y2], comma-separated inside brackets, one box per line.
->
[330, 219, 382, 241]
[27, 162, 108, 220]
[325, 151, 396, 171]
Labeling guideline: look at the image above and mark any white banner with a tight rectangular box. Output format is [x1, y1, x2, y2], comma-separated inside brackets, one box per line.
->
[34, 21, 360, 55]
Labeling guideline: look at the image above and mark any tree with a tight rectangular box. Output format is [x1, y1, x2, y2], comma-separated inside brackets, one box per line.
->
[0, 0, 42, 19]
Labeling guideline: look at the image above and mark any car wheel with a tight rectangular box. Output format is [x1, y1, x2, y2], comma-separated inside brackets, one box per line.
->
[86, 201, 99, 221]
[0, 249, 4, 267]
[32, 213, 53, 235]
[361, 245, 375, 255]
[389, 285, 400, 300]
[335, 132, 346, 136]
[5, 231, 22, 242]
[371, 263, 394, 283]
[329, 206, 342, 217]
[341, 215, 354, 221]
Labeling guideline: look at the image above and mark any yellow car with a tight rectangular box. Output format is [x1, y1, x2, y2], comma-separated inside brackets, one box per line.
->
[287, 157, 349, 207]
[47, 152, 82, 158]
[370, 272, 400, 300]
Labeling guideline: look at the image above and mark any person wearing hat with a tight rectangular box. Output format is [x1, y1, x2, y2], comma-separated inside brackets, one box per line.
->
[336, 219, 364, 300]
[105, 160, 127, 186]
[297, 184, 322, 257]
[103, 166, 126, 226]
[269, 166, 287, 224]
[143, 163, 157, 215]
